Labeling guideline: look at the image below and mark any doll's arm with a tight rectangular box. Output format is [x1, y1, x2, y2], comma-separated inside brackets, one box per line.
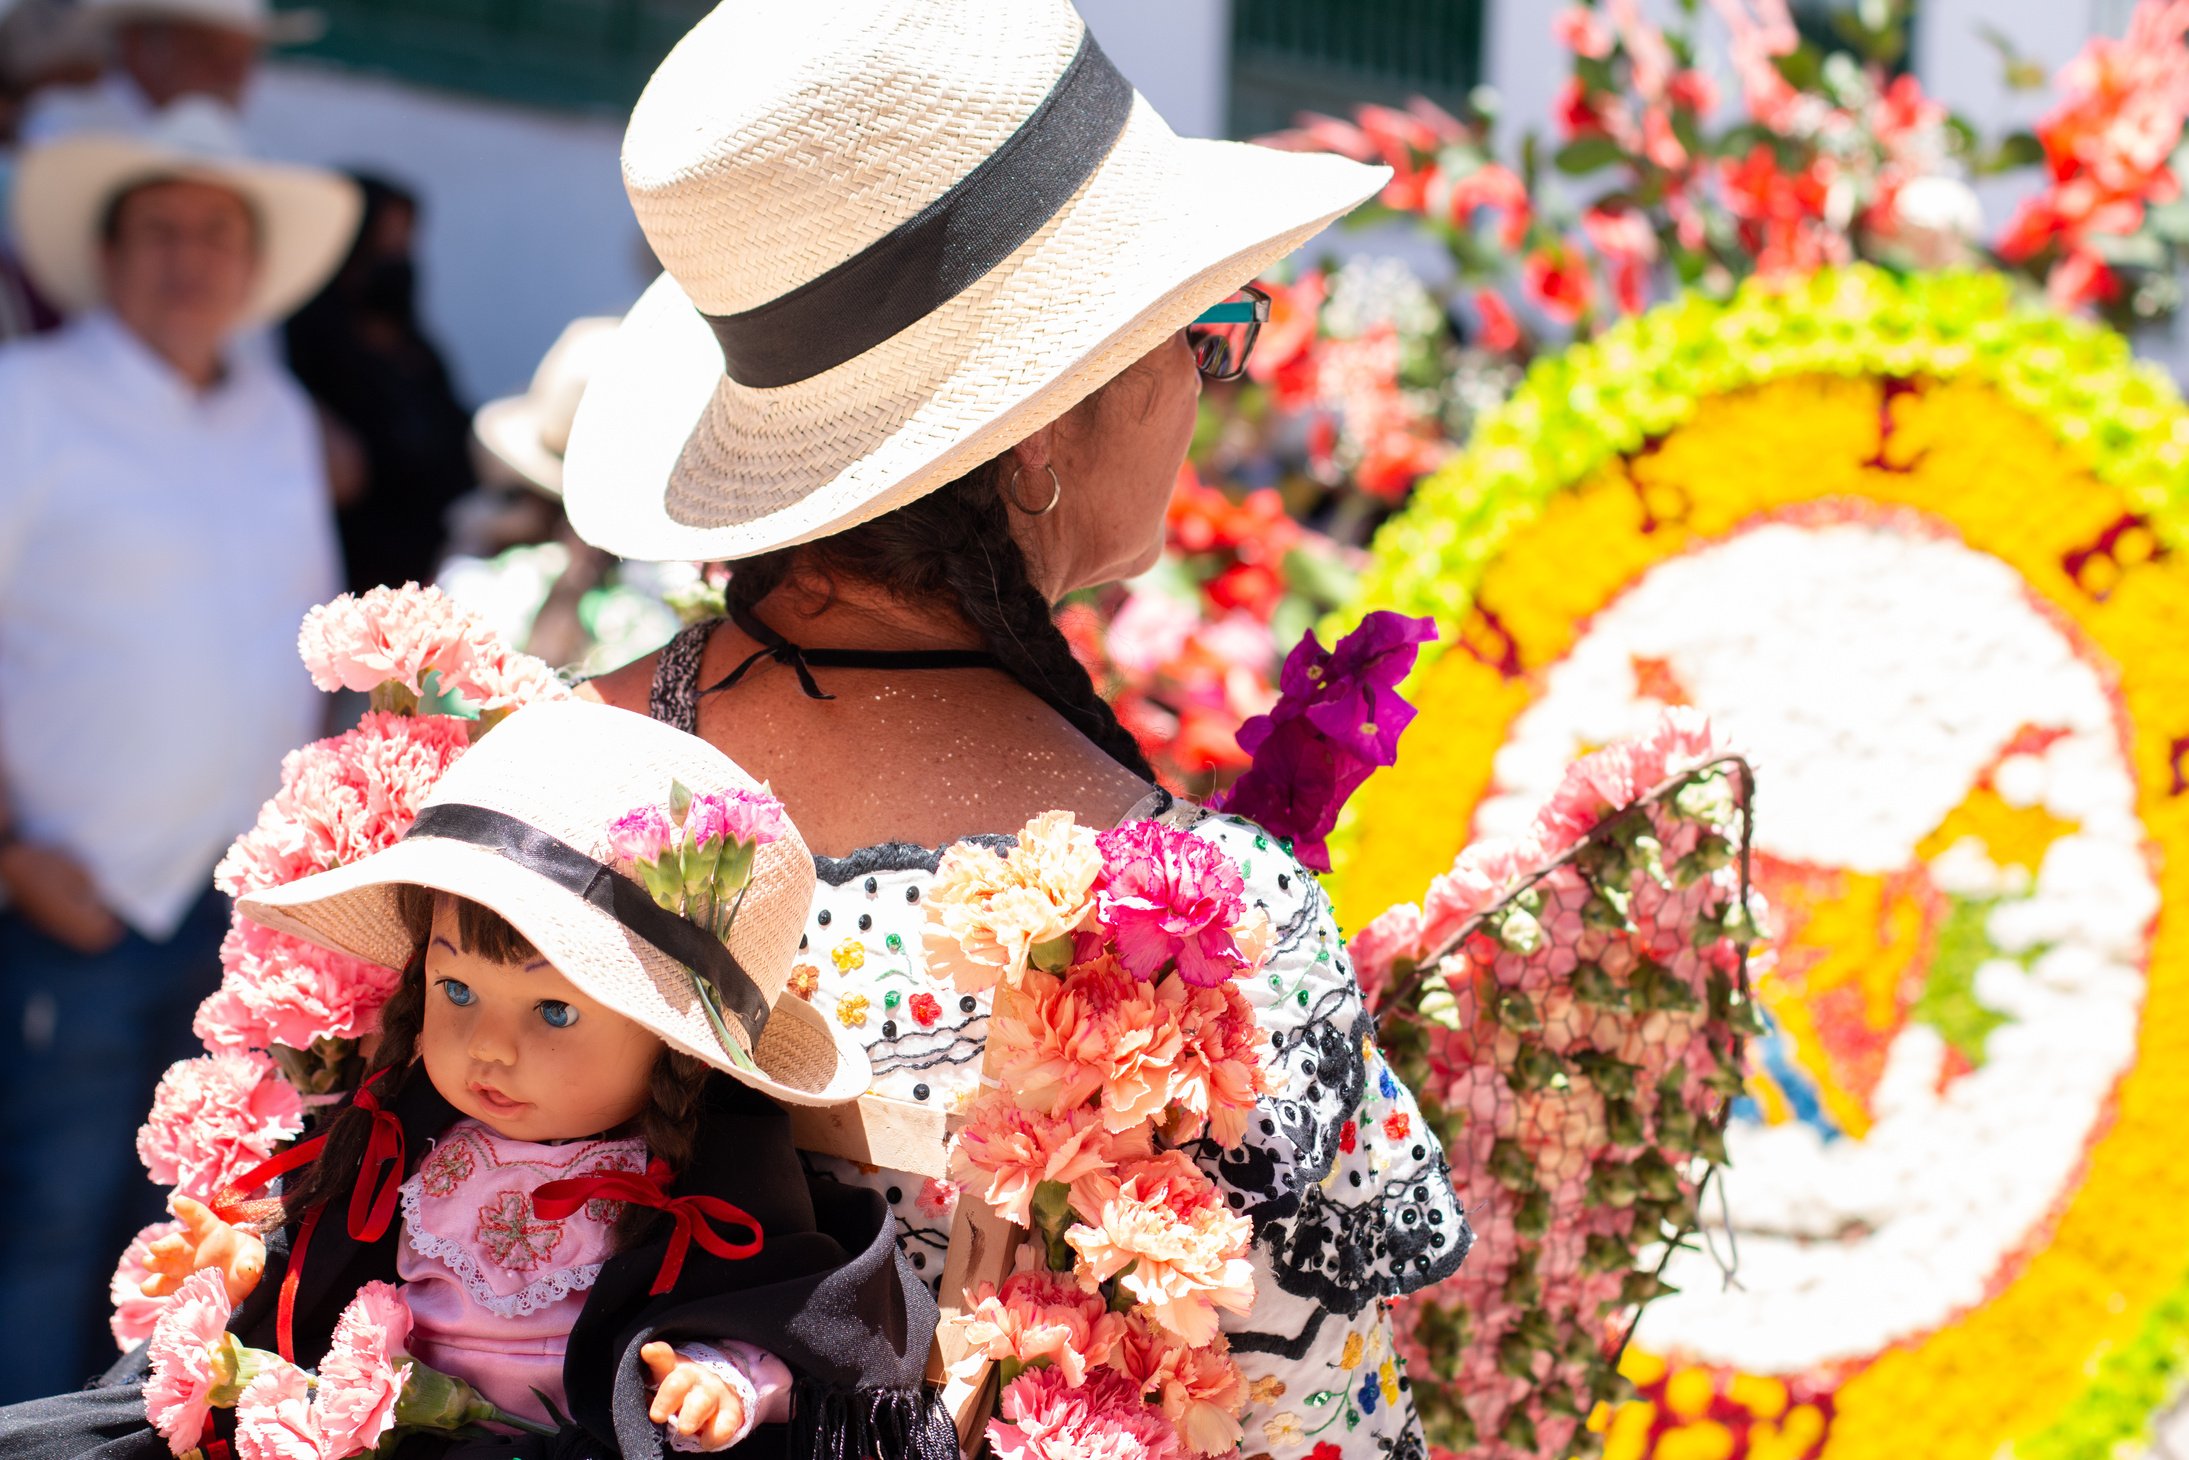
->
[640, 1339, 792, 1452]
[140, 1194, 266, 1304]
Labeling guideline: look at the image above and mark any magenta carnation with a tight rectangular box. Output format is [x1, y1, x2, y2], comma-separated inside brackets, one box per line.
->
[315, 1281, 412, 1458]
[137, 1053, 306, 1203]
[196, 919, 402, 1054]
[298, 582, 480, 697]
[607, 804, 674, 864]
[110, 1219, 184, 1351]
[216, 713, 470, 896]
[1093, 822, 1251, 987]
[686, 786, 788, 849]
[143, 1268, 234, 1452]
[234, 1360, 327, 1460]
[988, 1367, 1183, 1460]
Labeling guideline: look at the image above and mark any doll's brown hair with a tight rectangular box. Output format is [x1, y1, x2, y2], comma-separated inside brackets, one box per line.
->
[279, 889, 711, 1247]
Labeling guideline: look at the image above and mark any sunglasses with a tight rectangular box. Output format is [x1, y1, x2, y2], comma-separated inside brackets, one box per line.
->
[1188, 284, 1271, 382]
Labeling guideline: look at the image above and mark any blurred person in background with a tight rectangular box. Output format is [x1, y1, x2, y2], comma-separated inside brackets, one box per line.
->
[0, 0, 102, 336]
[0, 99, 355, 1397]
[285, 172, 476, 595]
[20, 0, 321, 140]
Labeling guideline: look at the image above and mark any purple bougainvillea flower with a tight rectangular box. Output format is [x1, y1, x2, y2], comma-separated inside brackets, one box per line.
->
[1216, 612, 1437, 871]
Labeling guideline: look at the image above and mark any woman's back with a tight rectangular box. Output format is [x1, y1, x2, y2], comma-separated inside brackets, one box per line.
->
[584, 614, 1154, 857]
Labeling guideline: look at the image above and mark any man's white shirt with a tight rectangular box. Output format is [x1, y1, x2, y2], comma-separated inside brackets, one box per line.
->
[0, 311, 339, 937]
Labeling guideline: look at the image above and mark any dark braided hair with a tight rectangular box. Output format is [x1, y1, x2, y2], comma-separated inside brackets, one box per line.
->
[725, 454, 1157, 782]
[281, 888, 714, 1250]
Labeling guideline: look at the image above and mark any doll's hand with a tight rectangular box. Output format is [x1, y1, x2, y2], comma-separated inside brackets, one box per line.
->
[142, 1194, 266, 1304]
[642, 1341, 749, 1451]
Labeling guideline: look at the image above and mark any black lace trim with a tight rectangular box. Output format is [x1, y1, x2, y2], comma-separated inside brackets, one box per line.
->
[811, 834, 1015, 886]
[1254, 1148, 1472, 1317]
[1226, 1305, 1337, 1360]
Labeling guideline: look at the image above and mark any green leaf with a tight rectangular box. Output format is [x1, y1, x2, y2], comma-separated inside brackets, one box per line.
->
[1978, 131, 2045, 176]
[668, 778, 695, 825]
[1554, 136, 1626, 176]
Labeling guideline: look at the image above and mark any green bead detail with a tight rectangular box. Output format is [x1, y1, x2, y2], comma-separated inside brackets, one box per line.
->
[884, 991, 901, 1008]
[1297, 990, 1310, 1007]
[884, 933, 903, 952]
[1254, 835, 1270, 850]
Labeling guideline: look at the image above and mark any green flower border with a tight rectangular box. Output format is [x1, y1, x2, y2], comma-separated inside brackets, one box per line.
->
[1333, 264, 2189, 1458]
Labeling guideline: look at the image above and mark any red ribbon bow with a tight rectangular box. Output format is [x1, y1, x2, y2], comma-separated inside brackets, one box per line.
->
[531, 1159, 764, 1295]
[204, 1068, 401, 1363]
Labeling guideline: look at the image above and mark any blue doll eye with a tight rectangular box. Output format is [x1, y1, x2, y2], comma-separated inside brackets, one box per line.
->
[536, 1001, 579, 1030]
[437, 978, 474, 1007]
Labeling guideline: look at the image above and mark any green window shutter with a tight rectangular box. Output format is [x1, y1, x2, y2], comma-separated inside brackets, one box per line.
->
[272, 0, 711, 113]
[1228, 0, 1486, 140]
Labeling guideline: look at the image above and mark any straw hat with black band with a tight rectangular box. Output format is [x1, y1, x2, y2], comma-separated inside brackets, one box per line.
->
[11, 96, 359, 326]
[238, 700, 872, 1108]
[561, 0, 1390, 564]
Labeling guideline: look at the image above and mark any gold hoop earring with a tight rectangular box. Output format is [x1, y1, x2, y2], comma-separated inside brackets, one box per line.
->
[1006, 463, 1063, 516]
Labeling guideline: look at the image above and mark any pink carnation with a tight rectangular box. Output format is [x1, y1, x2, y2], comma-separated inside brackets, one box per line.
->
[953, 1096, 1152, 1227]
[298, 583, 480, 697]
[234, 1359, 327, 1460]
[137, 1053, 306, 1203]
[951, 1269, 1120, 1387]
[143, 1268, 234, 1452]
[111, 1219, 184, 1351]
[216, 713, 470, 896]
[607, 804, 674, 865]
[686, 786, 788, 849]
[1157, 978, 1269, 1149]
[1348, 902, 1424, 1000]
[1104, 1316, 1247, 1458]
[1093, 822, 1251, 987]
[444, 644, 569, 713]
[315, 1281, 412, 1458]
[196, 919, 402, 1054]
[1064, 1150, 1255, 1347]
[992, 962, 1183, 1130]
[989, 1367, 1182, 1460]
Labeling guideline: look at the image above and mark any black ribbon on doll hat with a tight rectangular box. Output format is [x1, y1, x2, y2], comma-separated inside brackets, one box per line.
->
[403, 802, 771, 1045]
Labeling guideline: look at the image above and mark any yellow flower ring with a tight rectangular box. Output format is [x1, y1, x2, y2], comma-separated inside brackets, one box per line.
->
[1329, 266, 2189, 1459]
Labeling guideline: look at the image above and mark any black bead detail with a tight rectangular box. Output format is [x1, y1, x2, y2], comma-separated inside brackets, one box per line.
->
[882, 1021, 898, 1039]
[798, 934, 808, 951]
[906, 886, 920, 903]
[857, 913, 872, 931]
[864, 876, 879, 894]
[959, 995, 977, 1014]
[816, 908, 832, 926]
[912, 1083, 931, 1101]
[886, 1186, 903, 1205]
[1278, 873, 1290, 890]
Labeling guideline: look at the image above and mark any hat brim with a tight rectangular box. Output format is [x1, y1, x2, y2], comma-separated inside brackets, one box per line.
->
[239, 837, 872, 1108]
[473, 392, 566, 498]
[562, 100, 1388, 562]
[11, 132, 360, 325]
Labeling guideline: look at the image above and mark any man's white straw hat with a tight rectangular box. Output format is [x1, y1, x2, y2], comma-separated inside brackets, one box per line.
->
[11, 96, 359, 325]
[82, 0, 325, 44]
[474, 317, 621, 499]
[239, 700, 871, 1108]
[561, 0, 1389, 564]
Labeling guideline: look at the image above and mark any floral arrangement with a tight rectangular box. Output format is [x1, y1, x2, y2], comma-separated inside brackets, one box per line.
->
[144, 1274, 550, 1458]
[1353, 713, 1758, 1458]
[1329, 267, 2189, 1458]
[926, 811, 1277, 1458]
[609, 780, 789, 1066]
[114, 586, 568, 1385]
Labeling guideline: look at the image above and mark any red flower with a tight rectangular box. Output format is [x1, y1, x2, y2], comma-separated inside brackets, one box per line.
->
[1554, 77, 1611, 141]
[1473, 288, 1521, 353]
[1382, 1110, 1412, 1144]
[1447, 163, 1532, 249]
[1523, 243, 1594, 325]
[908, 992, 942, 1027]
[1310, 1443, 1344, 1460]
[1338, 1118, 1358, 1155]
[1206, 561, 1285, 619]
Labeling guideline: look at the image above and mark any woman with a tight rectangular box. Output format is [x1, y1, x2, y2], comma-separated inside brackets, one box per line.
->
[572, 3, 1468, 1455]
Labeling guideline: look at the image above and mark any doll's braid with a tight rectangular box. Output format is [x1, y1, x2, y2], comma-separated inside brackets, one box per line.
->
[611, 1048, 712, 1247]
[277, 954, 427, 1225]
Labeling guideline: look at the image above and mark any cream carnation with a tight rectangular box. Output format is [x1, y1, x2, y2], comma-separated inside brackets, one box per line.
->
[1064, 1151, 1255, 1347]
[949, 1269, 1120, 1387]
[923, 813, 1100, 994]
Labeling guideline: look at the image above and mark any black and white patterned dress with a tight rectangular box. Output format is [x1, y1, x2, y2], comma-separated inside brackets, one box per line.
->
[648, 622, 1469, 1458]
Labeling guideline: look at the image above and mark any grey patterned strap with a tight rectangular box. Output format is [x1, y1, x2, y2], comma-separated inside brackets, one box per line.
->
[647, 619, 718, 734]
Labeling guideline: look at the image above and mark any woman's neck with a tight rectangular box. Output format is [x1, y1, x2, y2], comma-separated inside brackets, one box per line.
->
[753, 576, 989, 654]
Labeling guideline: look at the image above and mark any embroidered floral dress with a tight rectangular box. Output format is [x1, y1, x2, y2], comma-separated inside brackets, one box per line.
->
[397, 1118, 790, 1440]
[648, 626, 1472, 1460]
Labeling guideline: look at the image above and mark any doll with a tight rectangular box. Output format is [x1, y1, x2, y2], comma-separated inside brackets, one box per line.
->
[0, 702, 952, 1460]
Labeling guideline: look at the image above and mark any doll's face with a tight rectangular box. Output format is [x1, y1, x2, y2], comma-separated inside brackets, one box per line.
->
[418, 899, 661, 1142]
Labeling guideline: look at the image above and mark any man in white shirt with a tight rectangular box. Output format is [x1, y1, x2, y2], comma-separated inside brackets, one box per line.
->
[0, 100, 355, 1397]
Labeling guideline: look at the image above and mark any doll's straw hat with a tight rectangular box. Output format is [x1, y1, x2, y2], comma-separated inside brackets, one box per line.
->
[239, 701, 870, 1107]
[560, 0, 1389, 563]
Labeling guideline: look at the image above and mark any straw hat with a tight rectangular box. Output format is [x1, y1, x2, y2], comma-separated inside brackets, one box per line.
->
[238, 701, 871, 1107]
[473, 316, 620, 498]
[82, 0, 325, 44]
[560, 0, 1389, 564]
[11, 96, 359, 325]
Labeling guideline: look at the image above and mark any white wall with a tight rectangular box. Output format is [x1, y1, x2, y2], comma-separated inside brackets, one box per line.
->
[1081, 0, 1231, 139]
